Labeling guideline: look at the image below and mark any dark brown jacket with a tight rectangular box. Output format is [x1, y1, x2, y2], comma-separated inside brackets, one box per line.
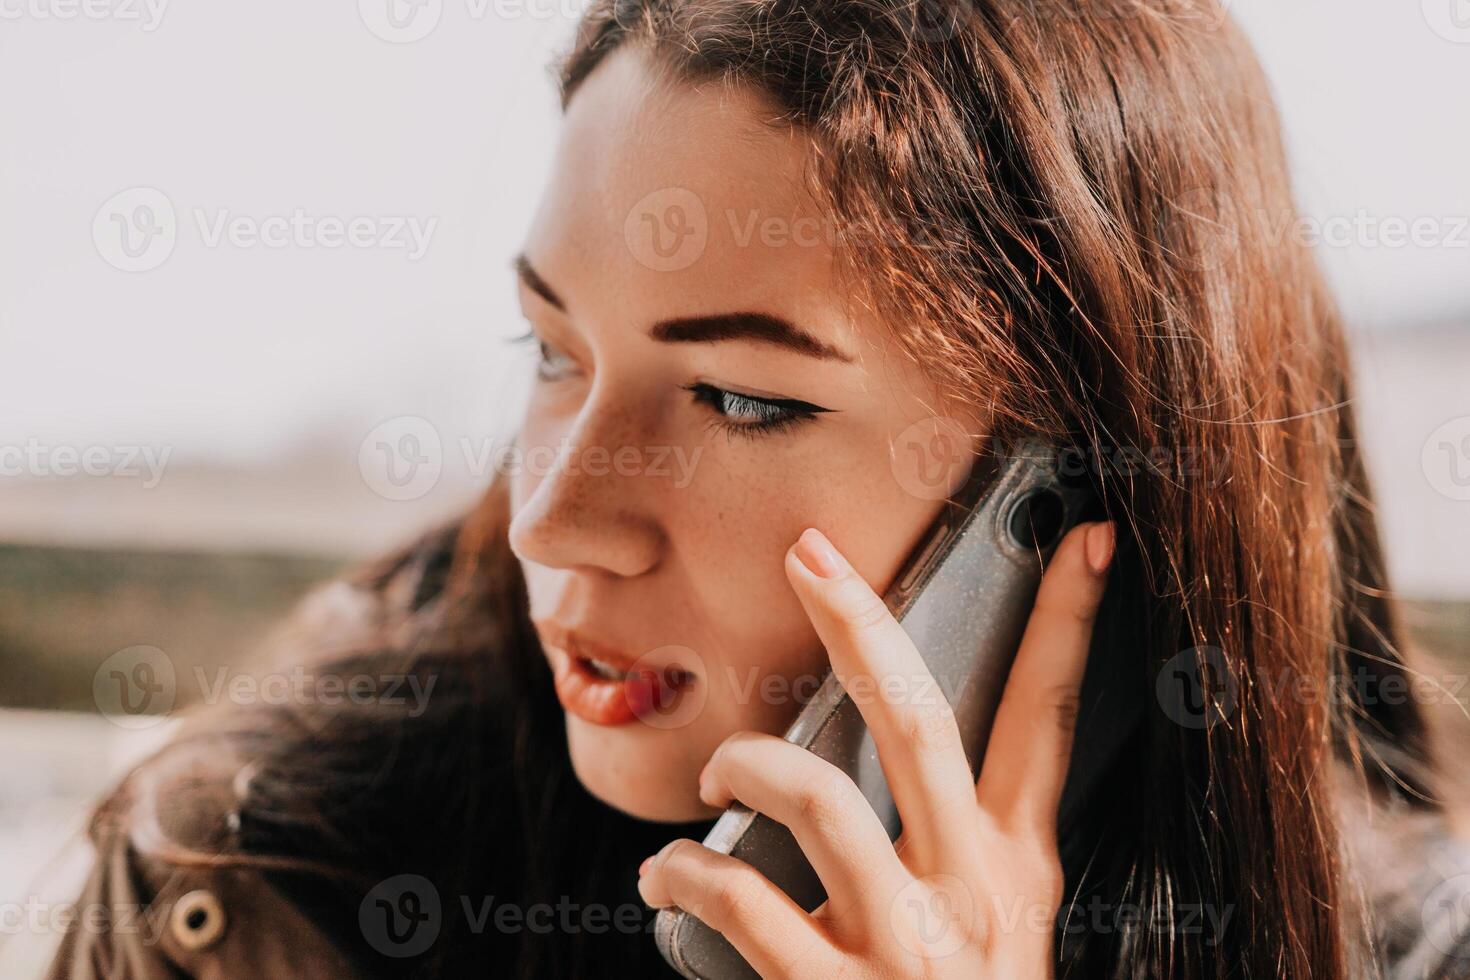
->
[46, 516, 710, 979]
[44, 515, 1470, 979]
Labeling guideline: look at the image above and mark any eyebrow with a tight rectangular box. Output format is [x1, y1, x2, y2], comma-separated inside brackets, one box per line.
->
[514, 253, 564, 310]
[513, 252, 854, 364]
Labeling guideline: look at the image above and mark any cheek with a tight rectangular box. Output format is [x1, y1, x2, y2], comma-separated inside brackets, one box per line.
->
[673, 461, 944, 731]
[661, 480, 819, 727]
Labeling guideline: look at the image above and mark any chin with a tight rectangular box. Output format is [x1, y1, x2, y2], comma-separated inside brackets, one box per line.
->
[564, 716, 723, 823]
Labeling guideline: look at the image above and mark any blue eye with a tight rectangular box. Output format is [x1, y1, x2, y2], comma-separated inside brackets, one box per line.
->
[683, 382, 832, 440]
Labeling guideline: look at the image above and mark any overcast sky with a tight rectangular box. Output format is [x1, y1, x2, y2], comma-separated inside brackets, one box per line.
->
[2, 0, 1467, 466]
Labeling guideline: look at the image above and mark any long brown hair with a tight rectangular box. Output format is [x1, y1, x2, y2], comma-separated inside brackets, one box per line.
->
[73, 2, 1441, 978]
[544, 0, 1435, 976]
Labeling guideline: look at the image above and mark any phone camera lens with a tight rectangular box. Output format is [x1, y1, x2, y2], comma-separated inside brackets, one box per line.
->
[1007, 488, 1066, 551]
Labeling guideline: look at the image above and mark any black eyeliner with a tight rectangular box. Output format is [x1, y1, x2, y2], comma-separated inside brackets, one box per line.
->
[680, 382, 834, 416]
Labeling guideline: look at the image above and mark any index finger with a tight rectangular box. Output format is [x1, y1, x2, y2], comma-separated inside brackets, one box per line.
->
[784, 527, 979, 865]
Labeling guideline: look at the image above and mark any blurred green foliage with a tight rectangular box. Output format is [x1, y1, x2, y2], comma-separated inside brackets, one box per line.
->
[0, 544, 1464, 715]
[0, 544, 343, 713]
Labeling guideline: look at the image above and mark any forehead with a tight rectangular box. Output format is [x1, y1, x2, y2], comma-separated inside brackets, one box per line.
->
[524, 45, 863, 347]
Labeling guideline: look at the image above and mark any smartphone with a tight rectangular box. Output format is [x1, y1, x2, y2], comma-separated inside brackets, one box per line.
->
[654, 440, 1100, 980]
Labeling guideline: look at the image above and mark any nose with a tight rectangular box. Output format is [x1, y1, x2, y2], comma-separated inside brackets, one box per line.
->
[507, 401, 669, 579]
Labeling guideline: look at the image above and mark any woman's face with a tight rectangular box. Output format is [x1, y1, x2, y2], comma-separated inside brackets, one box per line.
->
[508, 46, 979, 822]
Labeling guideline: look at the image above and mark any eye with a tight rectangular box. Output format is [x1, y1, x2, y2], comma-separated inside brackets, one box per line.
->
[682, 382, 832, 440]
[509, 328, 578, 382]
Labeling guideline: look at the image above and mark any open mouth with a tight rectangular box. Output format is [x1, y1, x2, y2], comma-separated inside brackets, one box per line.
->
[578, 654, 634, 681]
[576, 653, 695, 688]
[534, 621, 698, 727]
[551, 648, 696, 726]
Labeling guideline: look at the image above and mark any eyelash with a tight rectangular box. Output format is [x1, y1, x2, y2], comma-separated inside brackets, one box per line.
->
[510, 328, 575, 382]
[681, 383, 828, 441]
[508, 329, 829, 441]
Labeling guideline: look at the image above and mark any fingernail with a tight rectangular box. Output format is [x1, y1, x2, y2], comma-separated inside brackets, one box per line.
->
[1084, 521, 1116, 574]
[639, 855, 652, 877]
[793, 527, 847, 579]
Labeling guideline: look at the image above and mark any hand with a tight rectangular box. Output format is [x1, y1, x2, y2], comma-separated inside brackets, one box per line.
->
[637, 520, 1115, 979]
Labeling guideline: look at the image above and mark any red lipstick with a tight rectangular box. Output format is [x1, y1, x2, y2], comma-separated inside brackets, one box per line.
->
[536, 622, 695, 727]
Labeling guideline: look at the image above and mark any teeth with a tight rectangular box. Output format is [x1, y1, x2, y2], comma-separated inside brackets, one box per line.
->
[575, 653, 694, 687]
[583, 656, 630, 681]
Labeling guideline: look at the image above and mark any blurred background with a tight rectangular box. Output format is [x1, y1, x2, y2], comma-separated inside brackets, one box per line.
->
[2, 0, 1468, 973]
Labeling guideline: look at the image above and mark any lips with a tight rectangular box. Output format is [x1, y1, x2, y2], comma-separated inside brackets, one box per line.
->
[534, 621, 696, 726]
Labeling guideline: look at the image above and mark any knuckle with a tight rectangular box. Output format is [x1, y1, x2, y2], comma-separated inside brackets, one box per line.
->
[704, 868, 765, 927]
[707, 730, 758, 774]
[662, 838, 701, 872]
[1046, 688, 1082, 736]
[1032, 589, 1100, 629]
[712, 730, 753, 764]
[794, 772, 852, 834]
[904, 698, 960, 749]
[726, 728, 768, 749]
[841, 589, 893, 635]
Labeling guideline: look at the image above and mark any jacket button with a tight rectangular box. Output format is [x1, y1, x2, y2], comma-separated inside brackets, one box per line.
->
[171, 889, 227, 951]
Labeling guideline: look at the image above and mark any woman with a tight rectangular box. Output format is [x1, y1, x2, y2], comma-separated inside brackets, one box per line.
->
[47, 0, 1469, 976]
